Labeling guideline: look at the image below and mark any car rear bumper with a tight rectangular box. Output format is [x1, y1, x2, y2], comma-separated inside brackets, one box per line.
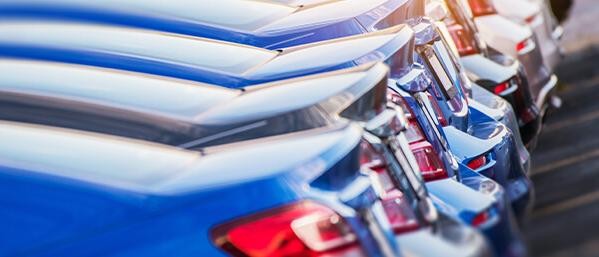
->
[396, 218, 493, 257]
[536, 74, 559, 112]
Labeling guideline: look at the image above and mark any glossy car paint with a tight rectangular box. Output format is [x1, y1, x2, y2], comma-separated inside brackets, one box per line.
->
[461, 0, 558, 113]
[404, 20, 533, 222]
[395, 89, 527, 257]
[427, 0, 542, 149]
[0, 59, 493, 257]
[0, 120, 407, 257]
[0, 0, 526, 127]
[0, 59, 391, 146]
[492, 0, 563, 70]
[0, 0, 534, 160]
[0, 11, 531, 227]
[0, 0, 422, 49]
[0, 0, 532, 204]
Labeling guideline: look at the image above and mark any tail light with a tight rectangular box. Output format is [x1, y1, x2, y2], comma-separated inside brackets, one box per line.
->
[492, 81, 511, 95]
[516, 38, 534, 54]
[387, 91, 449, 182]
[471, 207, 497, 227]
[381, 190, 420, 233]
[387, 91, 425, 143]
[467, 0, 497, 16]
[467, 155, 487, 170]
[360, 139, 421, 234]
[447, 23, 479, 56]
[524, 14, 538, 24]
[410, 141, 448, 181]
[426, 94, 449, 127]
[212, 201, 360, 257]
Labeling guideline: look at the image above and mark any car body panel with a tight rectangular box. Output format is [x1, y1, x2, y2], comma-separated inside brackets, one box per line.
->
[0, 20, 413, 89]
[473, 15, 532, 57]
[428, 0, 542, 149]
[0, 59, 489, 257]
[464, 2, 556, 111]
[460, 54, 513, 83]
[0, 58, 390, 148]
[0, 120, 375, 257]
[492, 0, 562, 70]
[0, 14, 521, 256]
[0, 0, 422, 49]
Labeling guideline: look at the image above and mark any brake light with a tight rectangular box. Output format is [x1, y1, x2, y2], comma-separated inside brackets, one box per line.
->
[468, 0, 497, 16]
[471, 207, 497, 227]
[360, 139, 386, 170]
[387, 92, 449, 181]
[212, 201, 360, 257]
[467, 155, 487, 170]
[524, 14, 537, 24]
[410, 141, 448, 181]
[387, 91, 425, 143]
[360, 139, 400, 194]
[360, 140, 422, 234]
[405, 119, 426, 143]
[493, 81, 511, 95]
[516, 38, 534, 53]
[426, 94, 449, 127]
[381, 190, 420, 233]
[471, 210, 490, 227]
[447, 23, 479, 56]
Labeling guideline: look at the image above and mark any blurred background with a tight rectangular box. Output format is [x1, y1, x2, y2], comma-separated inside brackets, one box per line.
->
[525, 0, 599, 256]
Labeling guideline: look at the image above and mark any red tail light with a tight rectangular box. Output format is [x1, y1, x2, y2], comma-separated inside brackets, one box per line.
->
[360, 139, 422, 234]
[387, 91, 449, 182]
[471, 210, 490, 227]
[467, 155, 487, 170]
[471, 207, 497, 227]
[212, 201, 360, 257]
[493, 81, 511, 95]
[427, 94, 449, 127]
[447, 23, 479, 56]
[524, 14, 537, 24]
[516, 38, 534, 53]
[405, 119, 426, 143]
[387, 91, 425, 143]
[410, 141, 449, 181]
[468, 0, 497, 16]
[381, 190, 420, 233]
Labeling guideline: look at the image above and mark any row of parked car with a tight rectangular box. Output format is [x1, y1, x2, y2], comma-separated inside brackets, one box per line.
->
[0, 0, 566, 256]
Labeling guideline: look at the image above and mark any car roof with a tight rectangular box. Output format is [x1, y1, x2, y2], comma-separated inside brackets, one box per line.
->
[0, 120, 361, 194]
[0, 20, 412, 88]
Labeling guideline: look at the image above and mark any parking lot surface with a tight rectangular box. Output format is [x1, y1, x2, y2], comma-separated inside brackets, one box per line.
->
[525, 1, 599, 256]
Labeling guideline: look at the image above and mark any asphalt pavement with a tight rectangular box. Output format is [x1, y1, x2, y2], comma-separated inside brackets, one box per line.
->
[524, 1, 599, 256]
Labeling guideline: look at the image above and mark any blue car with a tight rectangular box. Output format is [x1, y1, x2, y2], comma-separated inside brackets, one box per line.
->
[0, 120, 396, 257]
[0, 59, 492, 257]
[0, 20, 524, 256]
[0, 0, 533, 221]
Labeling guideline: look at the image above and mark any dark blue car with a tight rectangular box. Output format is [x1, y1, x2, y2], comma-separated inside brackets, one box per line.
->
[0, 0, 533, 223]
[0, 20, 526, 256]
[0, 59, 492, 257]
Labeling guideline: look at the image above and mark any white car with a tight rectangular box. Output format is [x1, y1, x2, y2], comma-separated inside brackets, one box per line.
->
[460, 0, 558, 113]
[492, 0, 563, 70]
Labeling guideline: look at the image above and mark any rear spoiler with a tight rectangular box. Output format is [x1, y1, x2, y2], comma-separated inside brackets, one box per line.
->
[0, 59, 389, 148]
